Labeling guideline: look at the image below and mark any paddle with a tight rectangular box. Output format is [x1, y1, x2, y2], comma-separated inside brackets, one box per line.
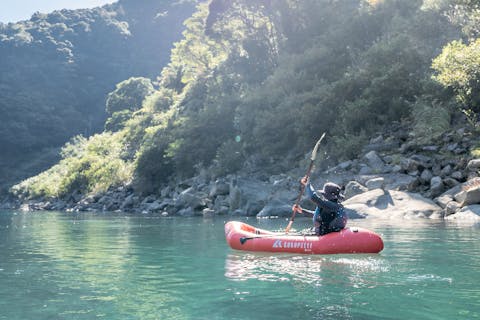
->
[239, 232, 303, 245]
[285, 132, 326, 233]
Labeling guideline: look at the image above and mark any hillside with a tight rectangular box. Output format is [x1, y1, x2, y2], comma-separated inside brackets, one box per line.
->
[0, 0, 197, 190]
[6, 0, 480, 214]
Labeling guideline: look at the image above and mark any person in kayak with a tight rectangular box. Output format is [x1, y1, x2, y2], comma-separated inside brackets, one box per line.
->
[293, 176, 347, 236]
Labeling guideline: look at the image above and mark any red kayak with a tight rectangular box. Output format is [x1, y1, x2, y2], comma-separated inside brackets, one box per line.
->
[225, 221, 384, 254]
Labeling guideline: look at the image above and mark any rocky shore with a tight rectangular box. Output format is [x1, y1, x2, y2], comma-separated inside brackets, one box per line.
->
[2, 124, 480, 225]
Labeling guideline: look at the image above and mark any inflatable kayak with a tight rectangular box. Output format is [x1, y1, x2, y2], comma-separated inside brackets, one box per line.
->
[225, 221, 384, 254]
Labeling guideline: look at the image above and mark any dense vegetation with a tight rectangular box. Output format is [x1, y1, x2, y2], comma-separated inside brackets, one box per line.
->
[10, 0, 480, 199]
[0, 0, 197, 190]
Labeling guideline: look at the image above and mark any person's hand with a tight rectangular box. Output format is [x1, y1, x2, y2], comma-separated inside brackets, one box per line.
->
[292, 204, 303, 214]
[300, 176, 308, 186]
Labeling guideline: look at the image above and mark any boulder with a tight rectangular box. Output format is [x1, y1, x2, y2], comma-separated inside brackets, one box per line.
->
[256, 199, 292, 218]
[356, 173, 418, 191]
[175, 187, 207, 210]
[229, 185, 242, 211]
[343, 189, 442, 219]
[466, 159, 480, 171]
[445, 205, 480, 223]
[430, 176, 444, 197]
[444, 201, 461, 216]
[366, 177, 385, 190]
[440, 165, 453, 177]
[443, 177, 460, 189]
[434, 194, 454, 209]
[344, 181, 368, 199]
[202, 208, 215, 218]
[451, 171, 464, 181]
[420, 169, 433, 184]
[177, 207, 196, 216]
[454, 188, 480, 207]
[362, 151, 385, 172]
[209, 180, 230, 197]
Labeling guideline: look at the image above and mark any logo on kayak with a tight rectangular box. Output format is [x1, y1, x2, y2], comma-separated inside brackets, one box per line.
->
[272, 240, 313, 250]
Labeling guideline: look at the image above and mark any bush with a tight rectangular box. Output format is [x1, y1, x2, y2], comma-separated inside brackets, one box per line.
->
[411, 99, 451, 143]
[213, 139, 245, 176]
[12, 133, 132, 198]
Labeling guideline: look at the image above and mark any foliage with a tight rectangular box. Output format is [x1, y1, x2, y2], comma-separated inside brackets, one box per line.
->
[12, 133, 132, 198]
[432, 39, 480, 113]
[105, 77, 155, 114]
[411, 100, 452, 143]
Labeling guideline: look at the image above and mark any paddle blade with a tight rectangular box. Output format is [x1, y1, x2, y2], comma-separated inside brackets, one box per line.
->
[310, 132, 326, 161]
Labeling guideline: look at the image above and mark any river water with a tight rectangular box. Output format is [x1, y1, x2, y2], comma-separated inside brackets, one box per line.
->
[0, 211, 478, 320]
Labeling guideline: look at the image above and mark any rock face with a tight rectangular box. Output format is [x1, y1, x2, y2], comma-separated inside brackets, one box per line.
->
[343, 189, 442, 219]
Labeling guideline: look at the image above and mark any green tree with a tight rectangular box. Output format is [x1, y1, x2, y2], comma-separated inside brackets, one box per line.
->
[106, 77, 155, 114]
[432, 39, 480, 113]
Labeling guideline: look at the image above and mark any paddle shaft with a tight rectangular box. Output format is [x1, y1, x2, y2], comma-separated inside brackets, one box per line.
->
[285, 161, 314, 233]
[240, 232, 304, 244]
[285, 133, 326, 233]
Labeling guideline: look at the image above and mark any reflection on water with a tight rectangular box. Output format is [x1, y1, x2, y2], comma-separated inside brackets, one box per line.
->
[225, 253, 389, 288]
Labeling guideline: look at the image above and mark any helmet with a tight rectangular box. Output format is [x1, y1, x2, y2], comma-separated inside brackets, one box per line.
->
[319, 182, 344, 201]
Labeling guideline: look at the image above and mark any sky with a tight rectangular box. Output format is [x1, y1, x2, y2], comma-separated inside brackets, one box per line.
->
[0, 0, 116, 23]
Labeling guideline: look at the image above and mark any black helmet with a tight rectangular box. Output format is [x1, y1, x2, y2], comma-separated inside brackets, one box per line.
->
[319, 182, 344, 201]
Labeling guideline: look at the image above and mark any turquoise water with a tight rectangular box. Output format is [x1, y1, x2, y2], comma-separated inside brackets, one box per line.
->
[0, 211, 478, 320]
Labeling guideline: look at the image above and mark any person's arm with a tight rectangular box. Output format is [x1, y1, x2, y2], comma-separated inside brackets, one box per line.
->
[304, 181, 339, 211]
[292, 204, 315, 215]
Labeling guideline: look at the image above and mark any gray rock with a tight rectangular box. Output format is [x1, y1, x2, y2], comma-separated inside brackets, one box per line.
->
[177, 207, 196, 216]
[434, 194, 453, 209]
[202, 208, 215, 218]
[121, 194, 135, 209]
[430, 176, 444, 197]
[467, 171, 479, 180]
[141, 195, 156, 204]
[229, 185, 242, 211]
[209, 180, 230, 197]
[384, 174, 419, 191]
[146, 200, 163, 212]
[446, 143, 458, 152]
[445, 201, 461, 216]
[410, 154, 433, 167]
[363, 151, 385, 172]
[422, 145, 439, 152]
[443, 177, 460, 188]
[366, 177, 385, 190]
[466, 159, 480, 171]
[400, 157, 421, 173]
[338, 160, 353, 170]
[256, 199, 292, 218]
[359, 165, 374, 175]
[343, 189, 442, 219]
[451, 171, 464, 181]
[440, 165, 453, 177]
[454, 187, 480, 207]
[160, 186, 172, 198]
[391, 165, 402, 173]
[445, 205, 480, 223]
[175, 188, 206, 210]
[344, 181, 368, 199]
[420, 169, 433, 184]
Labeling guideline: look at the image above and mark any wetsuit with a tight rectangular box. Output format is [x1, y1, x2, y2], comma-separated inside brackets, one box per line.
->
[305, 183, 347, 236]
